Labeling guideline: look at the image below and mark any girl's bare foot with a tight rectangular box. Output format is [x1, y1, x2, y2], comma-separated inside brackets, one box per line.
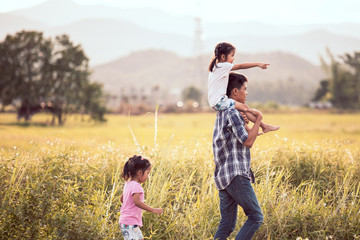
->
[262, 124, 280, 133]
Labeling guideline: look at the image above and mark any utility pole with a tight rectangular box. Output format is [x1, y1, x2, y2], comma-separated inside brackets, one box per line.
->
[193, 4, 206, 107]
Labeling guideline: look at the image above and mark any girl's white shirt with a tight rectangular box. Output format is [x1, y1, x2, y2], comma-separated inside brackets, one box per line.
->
[208, 62, 234, 107]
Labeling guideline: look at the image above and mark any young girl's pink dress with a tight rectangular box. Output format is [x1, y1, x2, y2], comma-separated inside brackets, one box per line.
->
[119, 180, 144, 226]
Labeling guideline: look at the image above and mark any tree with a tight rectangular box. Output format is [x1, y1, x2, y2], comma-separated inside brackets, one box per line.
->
[0, 31, 52, 118]
[341, 52, 360, 107]
[182, 86, 202, 103]
[312, 80, 329, 101]
[47, 34, 91, 124]
[81, 82, 107, 122]
[314, 49, 360, 109]
[0, 31, 106, 124]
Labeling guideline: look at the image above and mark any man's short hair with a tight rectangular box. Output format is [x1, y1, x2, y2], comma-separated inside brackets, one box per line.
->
[226, 72, 248, 96]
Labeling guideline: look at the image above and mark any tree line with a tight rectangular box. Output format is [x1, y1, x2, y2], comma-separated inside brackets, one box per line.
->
[313, 50, 360, 110]
[0, 31, 106, 125]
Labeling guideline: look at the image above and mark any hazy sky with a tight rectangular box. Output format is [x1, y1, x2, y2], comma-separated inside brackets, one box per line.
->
[1, 0, 360, 25]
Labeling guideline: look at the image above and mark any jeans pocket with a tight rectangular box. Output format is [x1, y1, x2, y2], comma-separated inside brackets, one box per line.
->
[231, 175, 249, 190]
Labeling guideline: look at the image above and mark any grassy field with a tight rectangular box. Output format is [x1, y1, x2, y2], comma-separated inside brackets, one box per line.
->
[0, 112, 359, 239]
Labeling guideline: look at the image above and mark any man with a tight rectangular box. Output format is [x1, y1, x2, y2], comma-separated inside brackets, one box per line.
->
[213, 72, 264, 240]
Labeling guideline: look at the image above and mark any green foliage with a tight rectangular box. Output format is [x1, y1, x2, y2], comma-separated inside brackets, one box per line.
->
[249, 78, 312, 105]
[182, 86, 202, 103]
[81, 82, 107, 122]
[0, 31, 106, 124]
[0, 31, 52, 109]
[312, 80, 329, 101]
[316, 50, 360, 109]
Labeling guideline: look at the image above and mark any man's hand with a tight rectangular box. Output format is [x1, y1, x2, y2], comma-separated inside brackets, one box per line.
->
[256, 110, 263, 121]
[243, 109, 263, 148]
[258, 63, 270, 69]
[240, 112, 249, 124]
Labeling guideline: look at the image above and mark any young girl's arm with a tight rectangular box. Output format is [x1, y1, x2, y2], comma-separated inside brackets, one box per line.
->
[133, 193, 163, 214]
[120, 193, 123, 203]
[231, 63, 269, 70]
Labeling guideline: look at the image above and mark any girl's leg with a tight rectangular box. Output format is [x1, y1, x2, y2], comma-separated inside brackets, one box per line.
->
[120, 224, 144, 240]
[234, 101, 248, 112]
[234, 102, 280, 133]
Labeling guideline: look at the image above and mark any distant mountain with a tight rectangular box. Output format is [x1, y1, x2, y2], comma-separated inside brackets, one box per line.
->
[10, 0, 360, 38]
[2, 15, 355, 66]
[4, 0, 346, 104]
[3, 11, 359, 65]
[11, 0, 196, 36]
[204, 22, 360, 39]
[44, 18, 192, 65]
[1, 0, 359, 68]
[91, 49, 325, 104]
[3, 0, 359, 65]
[0, 13, 48, 38]
[43, 18, 360, 65]
[91, 50, 195, 92]
[11, 0, 89, 26]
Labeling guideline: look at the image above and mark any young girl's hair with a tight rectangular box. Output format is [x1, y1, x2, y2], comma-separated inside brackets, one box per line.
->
[122, 155, 151, 181]
[208, 42, 236, 72]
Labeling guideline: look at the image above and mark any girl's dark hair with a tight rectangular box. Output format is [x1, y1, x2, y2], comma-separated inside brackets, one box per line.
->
[226, 72, 248, 96]
[122, 155, 151, 181]
[208, 42, 236, 72]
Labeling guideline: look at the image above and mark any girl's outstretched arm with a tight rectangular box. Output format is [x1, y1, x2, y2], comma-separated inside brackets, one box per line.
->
[231, 63, 269, 71]
[133, 193, 163, 214]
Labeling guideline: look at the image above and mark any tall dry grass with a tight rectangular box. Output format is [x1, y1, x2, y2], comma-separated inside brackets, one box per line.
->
[0, 113, 359, 239]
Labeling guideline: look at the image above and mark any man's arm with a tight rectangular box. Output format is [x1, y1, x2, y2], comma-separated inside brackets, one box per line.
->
[231, 63, 269, 70]
[243, 111, 263, 148]
[228, 111, 249, 144]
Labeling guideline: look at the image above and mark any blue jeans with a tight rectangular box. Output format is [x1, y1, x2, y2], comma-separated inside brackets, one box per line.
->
[214, 175, 263, 240]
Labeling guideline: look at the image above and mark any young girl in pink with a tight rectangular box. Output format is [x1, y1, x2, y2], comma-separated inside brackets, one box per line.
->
[119, 155, 163, 240]
[208, 42, 280, 133]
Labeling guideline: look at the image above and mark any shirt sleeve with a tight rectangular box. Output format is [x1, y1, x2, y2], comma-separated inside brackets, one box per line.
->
[219, 62, 234, 75]
[130, 182, 144, 196]
[227, 109, 248, 144]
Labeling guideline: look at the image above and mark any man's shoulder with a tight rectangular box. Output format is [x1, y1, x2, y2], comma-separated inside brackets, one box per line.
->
[216, 108, 244, 123]
[220, 108, 245, 124]
[216, 108, 233, 118]
[223, 108, 242, 117]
